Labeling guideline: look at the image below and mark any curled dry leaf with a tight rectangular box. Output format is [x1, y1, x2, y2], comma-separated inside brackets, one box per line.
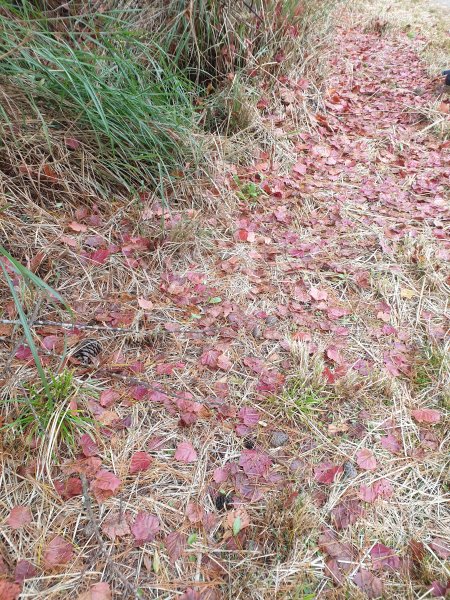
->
[6, 506, 32, 530]
[101, 513, 130, 541]
[43, 536, 74, 570]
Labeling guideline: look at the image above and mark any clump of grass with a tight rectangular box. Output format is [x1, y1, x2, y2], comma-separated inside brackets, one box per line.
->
[4, 369, 93, 451]
[0, 1, 200, 191]
[152, 0, 332, 81]
[233, 176, 265, 202]
[284, 380, 324, 416]
[413, 346, 446, 390]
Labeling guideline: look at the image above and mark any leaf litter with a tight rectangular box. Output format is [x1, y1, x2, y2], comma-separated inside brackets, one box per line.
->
[0, 3, 448, 599]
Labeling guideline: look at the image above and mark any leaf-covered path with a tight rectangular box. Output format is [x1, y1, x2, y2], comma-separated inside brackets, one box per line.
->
[1, 16, 449, 600]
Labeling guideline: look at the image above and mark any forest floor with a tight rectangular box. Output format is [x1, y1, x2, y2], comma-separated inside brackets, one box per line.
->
[0, 1, 449, 599]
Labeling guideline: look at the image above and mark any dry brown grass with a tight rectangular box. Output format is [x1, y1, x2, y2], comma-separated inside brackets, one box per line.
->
[1, 1, 449, 599]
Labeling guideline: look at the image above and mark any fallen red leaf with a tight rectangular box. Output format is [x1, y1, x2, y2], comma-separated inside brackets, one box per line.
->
[131, 512, 160, 545]
[353, 568, 384, 598]
[371, 543, 401, 570]
[314, 462, 343, 484]
[43, 536, 74, 570]
[0, 581, 21, 600]
[6, 506, 32, 530]
[90, 470, 121, 502]
[174, 441, 198, 463]
[186, 502, 204, 524]
[68, 221, 87, 233]
[239, 449, 271, 477]
[79, 434, 99, 457]
[356, 448, 377, 471]
[14, 559, 37, 584]
[101, 512, 130, 541]
[411, 409, 441, 424]
[165, 531, 186, 563]
[129, 451, 153, 474]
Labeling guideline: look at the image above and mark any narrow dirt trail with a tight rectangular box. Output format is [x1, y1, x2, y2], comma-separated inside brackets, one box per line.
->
[1, 17, 448, 600]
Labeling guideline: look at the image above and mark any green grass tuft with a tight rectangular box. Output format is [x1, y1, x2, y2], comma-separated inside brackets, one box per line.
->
[4, 369, 93, 450]
[0, 1, 201, 190]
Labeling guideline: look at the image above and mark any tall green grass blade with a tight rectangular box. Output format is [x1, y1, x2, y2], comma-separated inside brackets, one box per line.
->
[0, 263, 51, 399]
[0, 246, 71, 313]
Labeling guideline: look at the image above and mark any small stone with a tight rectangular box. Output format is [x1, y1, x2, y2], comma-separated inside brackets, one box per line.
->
[343, 461, 357, 479]
[270, 431, 289, 448]
[252, 325, 262, 339]
[265, 315, 278, 326]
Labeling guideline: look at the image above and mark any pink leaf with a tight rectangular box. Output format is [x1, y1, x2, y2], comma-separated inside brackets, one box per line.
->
[42, 335, 59, 350]
[380, 434, 400, 454]
[101, 513, 130, 541]
[90, 470, 121, 503]
[99, 389, 120, 408]
[332, 499, 364, 530]
[213, 466, 229, 483]
[353, 569, 384, 598]
[77, 582, 112, 600]
[430, 581, 448, 597]
[326, 346, 343, 364]
[314, 462, 343, 484]
[90, 248, 110, 264]
[129, 451, 153, 474]
[0, 581, 21, 600]
[137, 297, 154, 311]
[186, 502, 204, 524]
[131, 512, 159, 545]
[238, 407, 260, 427]
[43, 536, 74, 570]
[79, 434, 99, 457]
[356, 448, 377, 471]
[15, 345, 32, 360]
[411, 409, 441, 424]
[370, 543, 401, 571]
[310, 287, 328, 301]
[292, 161, 307, 176]
[65, 138, 81, 151]
[6, 506, 32, 529]
[165, 531, 186, 563]
[239, 449, 271, 477]
[359, 484, 378, 503]
[69, 221, 87, 233]
[430, 537, 449, 559]
[14, 559, 37, 584]
[217, 353, 232, 371]
[174, 441, 198, 463]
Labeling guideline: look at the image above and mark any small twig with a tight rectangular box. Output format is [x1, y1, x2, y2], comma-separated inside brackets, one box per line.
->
[0, 318, 135, 333]
[80, 475, 138, 598]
